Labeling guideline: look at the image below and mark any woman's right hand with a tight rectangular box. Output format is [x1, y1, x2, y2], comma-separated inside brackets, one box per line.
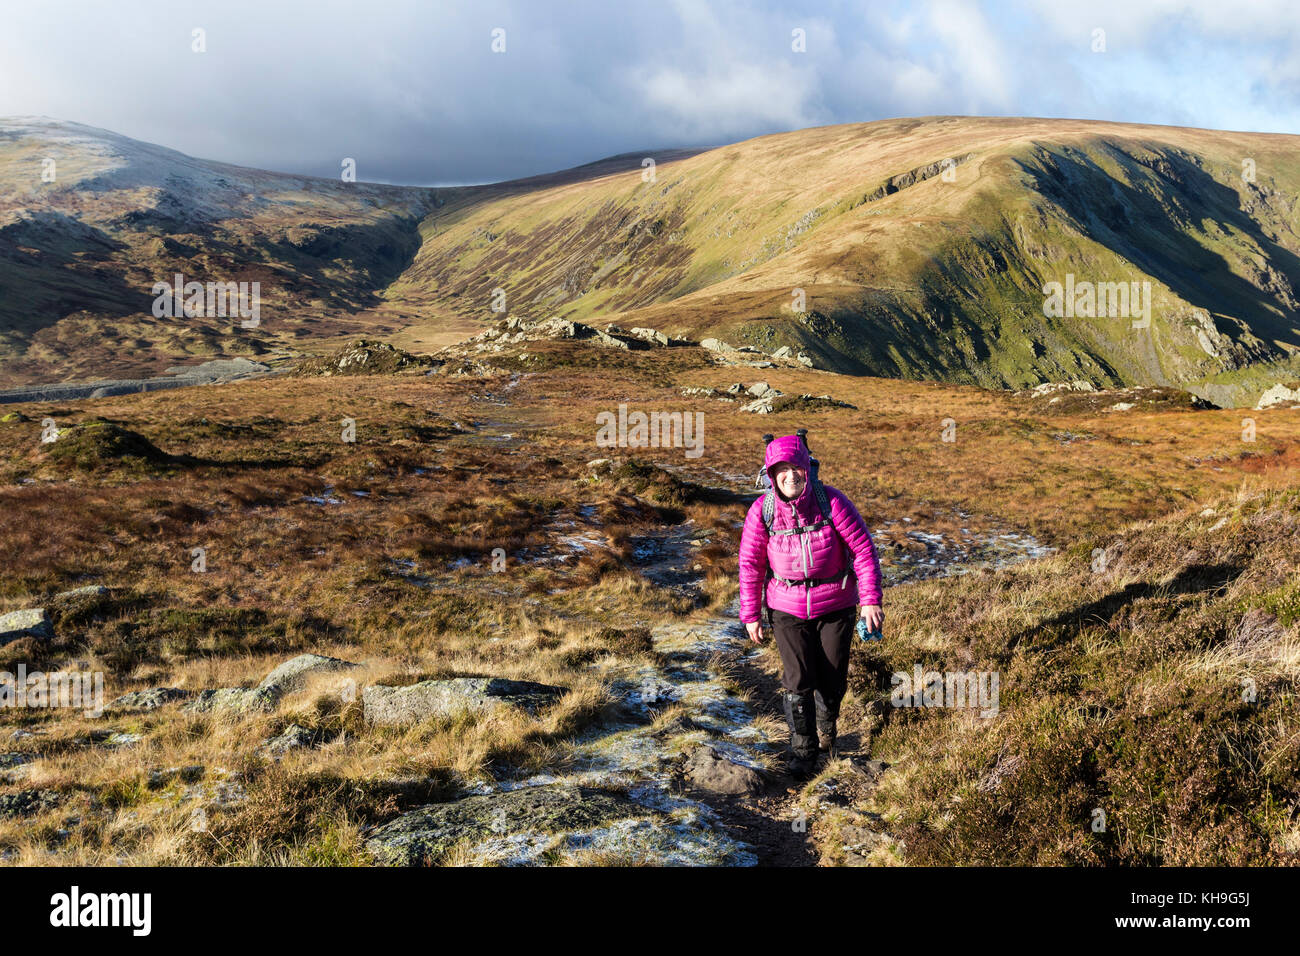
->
[745, 621, 763, 643]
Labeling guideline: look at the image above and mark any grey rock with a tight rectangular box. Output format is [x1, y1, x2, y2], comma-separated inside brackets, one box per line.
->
[747, 381, 770, 397]
[0, 788, 62, 818]
[700, 338, 735, 353]
[0, 608, 52, 645]
[1257, 383, 1300, 409]
[631, 327, 669, 346]
[758, 393, 857, 411]
[181, 686, 279, 715]
[597, 329, 649, 350]
[364, 784, 645, 865]
[258, 653, 358, 695]
[0, 752, 32, 783]
[534, 318, 594, 340]
[261, 724, 315, 756]
[772, 346, 793, 358]
[840, 824, 888, 865]
[684, 746, 764, 795]
[176, 651, 358, 716]
[107, 687, 193, 712]
[363, 677, 567, 727]
[856, 758, 890, 783]
[52, 585, 110, 604]
[178, 778, 248, 809]
[84, 730, 144, 748]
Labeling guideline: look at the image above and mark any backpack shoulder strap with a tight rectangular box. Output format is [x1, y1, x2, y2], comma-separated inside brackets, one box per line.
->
[812, 478, 832, 522]
[761, 489, 776, 535]
[817, 481, 854, 580]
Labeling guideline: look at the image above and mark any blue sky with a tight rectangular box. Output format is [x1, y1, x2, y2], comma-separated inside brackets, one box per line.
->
[2, 0, 1297, 185]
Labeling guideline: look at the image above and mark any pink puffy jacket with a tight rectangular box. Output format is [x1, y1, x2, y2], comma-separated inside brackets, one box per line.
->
[738, 434, 883, 623]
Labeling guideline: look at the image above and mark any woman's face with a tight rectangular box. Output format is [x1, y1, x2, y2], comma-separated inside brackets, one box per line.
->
[773, 462, 806, 499]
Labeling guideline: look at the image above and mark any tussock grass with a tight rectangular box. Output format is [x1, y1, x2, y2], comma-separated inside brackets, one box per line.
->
[838, 488, 1300, 865]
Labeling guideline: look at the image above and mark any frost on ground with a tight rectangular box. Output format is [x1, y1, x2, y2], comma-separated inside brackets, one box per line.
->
[442, 597, 770, 866]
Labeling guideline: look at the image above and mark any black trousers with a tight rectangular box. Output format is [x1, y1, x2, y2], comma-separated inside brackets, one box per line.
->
[770, 604, 856, 712]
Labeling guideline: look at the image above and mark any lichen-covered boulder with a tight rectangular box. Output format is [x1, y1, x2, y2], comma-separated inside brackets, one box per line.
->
[181, 686, 279, 715]
[364, 784, 645, 866]
[257, 653, 358, 695]
[0, 608, 53, 645]
[51, 585, 110, 605]
[107, 687, 193, 712]
[260, 724, 316, 757]
[363, 677, 566, 727]
[0, 788, 62, 819]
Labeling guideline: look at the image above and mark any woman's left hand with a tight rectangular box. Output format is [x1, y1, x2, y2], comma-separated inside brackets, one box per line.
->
[860, 604, 884, 632]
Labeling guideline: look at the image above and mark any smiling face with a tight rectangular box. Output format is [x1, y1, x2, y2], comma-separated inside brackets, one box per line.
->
[772, 461, 807, 499]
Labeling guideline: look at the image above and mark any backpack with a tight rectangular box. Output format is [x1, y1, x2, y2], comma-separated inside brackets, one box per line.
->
[753, 430, 853, 621]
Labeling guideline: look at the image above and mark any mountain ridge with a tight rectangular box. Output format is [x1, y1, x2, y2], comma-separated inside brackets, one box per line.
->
[3, 115, 1300, 405]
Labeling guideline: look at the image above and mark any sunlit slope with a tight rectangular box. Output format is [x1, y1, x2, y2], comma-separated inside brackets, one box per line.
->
[6, 115, 1300, 405]
[397, 116, 1300, 402]
[0, 118, 448, 384]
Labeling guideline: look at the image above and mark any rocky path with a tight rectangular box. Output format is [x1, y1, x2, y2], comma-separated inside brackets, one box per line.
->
[365, 392, 1057, 866]
[368, 515, 899, 866]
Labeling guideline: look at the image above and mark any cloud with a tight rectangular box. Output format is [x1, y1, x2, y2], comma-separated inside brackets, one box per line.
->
[925, 0, 1014, 111]
[0, 0, 1294, 185]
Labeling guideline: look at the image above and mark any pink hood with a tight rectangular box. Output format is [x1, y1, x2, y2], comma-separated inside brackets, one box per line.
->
[764, 434, 811, 499]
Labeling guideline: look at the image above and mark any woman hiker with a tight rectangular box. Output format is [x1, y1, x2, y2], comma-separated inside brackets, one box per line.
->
[738, 432, 884, 779]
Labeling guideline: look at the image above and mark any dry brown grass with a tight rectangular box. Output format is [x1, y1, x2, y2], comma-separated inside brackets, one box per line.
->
[3, 345, 1300, 865]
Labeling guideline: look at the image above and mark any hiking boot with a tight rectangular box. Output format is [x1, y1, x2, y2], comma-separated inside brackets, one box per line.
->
[786, 752, 817, 780]
[816, 723, 838, 759]
[815, 690, 839, 760]
[783, 690, 818, 779]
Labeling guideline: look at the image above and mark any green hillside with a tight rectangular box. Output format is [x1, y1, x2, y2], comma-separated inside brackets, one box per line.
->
[399, 116, 1300, 405]
[4, 116, 1300, 405]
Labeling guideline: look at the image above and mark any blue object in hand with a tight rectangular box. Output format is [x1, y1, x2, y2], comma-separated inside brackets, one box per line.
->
[856, 617, 882, 642]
